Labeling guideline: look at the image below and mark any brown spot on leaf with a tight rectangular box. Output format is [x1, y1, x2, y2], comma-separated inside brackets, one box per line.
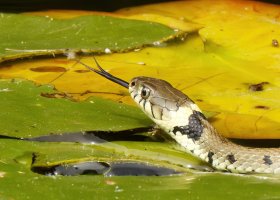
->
[196, 99, 204, 102]
[41, 92, 71, 99]
[255, 105, 269, 110]
[30, 66, 67, 72]
[74, 69, 90, 73]
[272, 39, 279, 47]
[0, 64, 13, 69]
[249, 82, 269, 92]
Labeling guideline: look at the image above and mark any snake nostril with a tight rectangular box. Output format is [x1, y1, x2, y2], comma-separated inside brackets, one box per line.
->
[130, 81, 136, 87]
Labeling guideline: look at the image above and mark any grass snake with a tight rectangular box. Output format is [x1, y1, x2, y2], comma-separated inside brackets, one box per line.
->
[79, 58, 280, 174]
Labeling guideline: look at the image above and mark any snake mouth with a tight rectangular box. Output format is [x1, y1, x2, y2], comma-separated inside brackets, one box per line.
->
[77, 57, 129, 89]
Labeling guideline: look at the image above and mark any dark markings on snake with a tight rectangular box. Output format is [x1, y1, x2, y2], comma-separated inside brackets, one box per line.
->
[193, 110, 207, 120]
[139, 98, 143, 104]
[143, 100, 147, 111]
[151, 104, 156, 119]
[133, 94, 138, 99]
[226, 154, 237, 164]
[161, 109, 164, 120]
[172, 113, 204, 140]
[207, 151, 214, 165]
[263, 155, 273, 165]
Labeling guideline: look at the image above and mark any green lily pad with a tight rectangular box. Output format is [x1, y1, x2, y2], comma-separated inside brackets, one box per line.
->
[0, 79, 152, 137]
[1, 139, 280, 199]
[0, 13, 188, 63]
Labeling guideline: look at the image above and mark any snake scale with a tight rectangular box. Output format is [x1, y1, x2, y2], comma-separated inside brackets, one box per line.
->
[80, 58, 280, 174]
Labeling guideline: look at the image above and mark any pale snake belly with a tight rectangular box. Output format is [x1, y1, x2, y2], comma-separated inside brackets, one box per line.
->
[79, 58, 280, 174]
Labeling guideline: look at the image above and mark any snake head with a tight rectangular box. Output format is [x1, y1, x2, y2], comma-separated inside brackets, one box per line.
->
[129, 77, 201, 128]
[79, 57, 202, 130]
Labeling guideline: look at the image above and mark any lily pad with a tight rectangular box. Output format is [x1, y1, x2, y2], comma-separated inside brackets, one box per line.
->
[0, 13, 193, 63]
[0, 79, 152, 137]
[1, 139, 280, 200]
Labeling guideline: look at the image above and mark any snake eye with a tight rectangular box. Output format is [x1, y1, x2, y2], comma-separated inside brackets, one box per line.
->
[141, 88, 150, 99]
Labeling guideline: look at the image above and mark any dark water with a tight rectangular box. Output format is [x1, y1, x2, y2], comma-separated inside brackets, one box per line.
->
[32, 161, 181, 176]
[1, 0, 279, 12]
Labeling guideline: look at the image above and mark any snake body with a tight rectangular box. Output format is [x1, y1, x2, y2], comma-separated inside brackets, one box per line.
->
[128, 77, 280, 174]
[82, 59, 280, 174]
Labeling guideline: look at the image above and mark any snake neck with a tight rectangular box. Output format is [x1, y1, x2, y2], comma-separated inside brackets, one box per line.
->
[158, 110, 280, 174]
